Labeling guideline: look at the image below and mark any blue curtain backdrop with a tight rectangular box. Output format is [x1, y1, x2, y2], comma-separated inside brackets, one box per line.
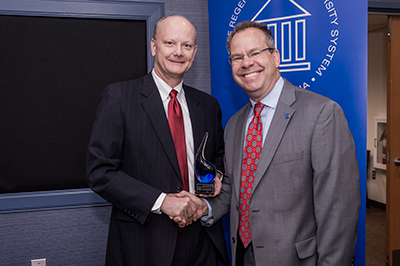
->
[208, 0, 367, 264]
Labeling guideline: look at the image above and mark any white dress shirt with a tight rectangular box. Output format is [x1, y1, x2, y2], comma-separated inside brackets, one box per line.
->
[150, 70, 195, 213]
[245, 76, 284, 146]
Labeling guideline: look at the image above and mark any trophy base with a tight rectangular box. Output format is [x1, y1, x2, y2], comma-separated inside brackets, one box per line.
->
[195, 183, 214, 195]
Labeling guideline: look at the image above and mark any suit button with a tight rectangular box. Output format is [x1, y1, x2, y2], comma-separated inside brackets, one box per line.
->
[236, 205, 239, 211]
[176, 186, 182, 192]
[232, 237, 236, 244]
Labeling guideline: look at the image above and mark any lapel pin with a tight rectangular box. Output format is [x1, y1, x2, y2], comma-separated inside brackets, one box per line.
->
[285, 113, 290, 119]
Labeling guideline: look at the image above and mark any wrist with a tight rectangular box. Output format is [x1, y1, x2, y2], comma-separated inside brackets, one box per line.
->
[201, 199, 209, 216]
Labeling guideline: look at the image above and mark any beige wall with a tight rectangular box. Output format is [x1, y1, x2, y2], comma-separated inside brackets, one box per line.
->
[367, 14, 388, 204]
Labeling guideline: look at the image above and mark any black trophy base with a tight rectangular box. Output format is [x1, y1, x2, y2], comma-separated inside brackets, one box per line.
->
[195, 183, 214, 195]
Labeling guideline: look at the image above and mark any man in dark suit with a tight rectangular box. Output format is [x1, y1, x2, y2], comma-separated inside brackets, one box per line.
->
[86, 15, 228, 266]
[206, 21, 360, 265]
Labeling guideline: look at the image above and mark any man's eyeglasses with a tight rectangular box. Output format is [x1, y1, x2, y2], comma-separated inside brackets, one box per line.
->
[228, 48, 275, 65]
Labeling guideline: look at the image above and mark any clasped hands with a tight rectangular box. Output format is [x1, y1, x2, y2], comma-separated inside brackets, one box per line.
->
[160, 174, 222, 228]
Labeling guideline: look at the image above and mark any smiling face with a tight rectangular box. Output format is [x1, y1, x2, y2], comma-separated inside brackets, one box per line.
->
[230, 27, 281, 102]
[151, 16, 197, 88]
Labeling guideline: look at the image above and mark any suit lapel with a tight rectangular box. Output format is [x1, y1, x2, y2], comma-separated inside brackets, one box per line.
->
[252, 79, 296, 192]
[184, 85, 203, 151]
[233, 103, 252, 201]
[140, 74, 182, 183]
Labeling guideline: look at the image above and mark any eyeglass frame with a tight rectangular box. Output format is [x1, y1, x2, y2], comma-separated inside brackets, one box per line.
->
[228, 47, 275, 65]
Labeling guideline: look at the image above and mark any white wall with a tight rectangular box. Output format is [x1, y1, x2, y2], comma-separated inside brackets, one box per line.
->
[367, 20, 387, 204]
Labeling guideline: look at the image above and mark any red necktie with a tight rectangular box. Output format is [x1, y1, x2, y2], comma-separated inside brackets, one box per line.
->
[239, 102, 264, 248]
[168, 90, 189, 191]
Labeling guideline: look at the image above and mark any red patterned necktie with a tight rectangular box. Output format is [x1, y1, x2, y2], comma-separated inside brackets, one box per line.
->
[239, 102, 264, 248]
[168, 89, 189, 191]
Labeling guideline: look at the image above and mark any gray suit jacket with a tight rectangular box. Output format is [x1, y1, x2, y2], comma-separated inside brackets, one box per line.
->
[209, 79, 360, 265]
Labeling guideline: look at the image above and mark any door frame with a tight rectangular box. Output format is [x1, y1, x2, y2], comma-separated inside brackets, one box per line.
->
[386, 14, 400, 266]
[369, 2, 400, 265]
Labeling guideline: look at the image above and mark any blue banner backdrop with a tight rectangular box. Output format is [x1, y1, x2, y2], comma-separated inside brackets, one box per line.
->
[208, 0, 367, 264]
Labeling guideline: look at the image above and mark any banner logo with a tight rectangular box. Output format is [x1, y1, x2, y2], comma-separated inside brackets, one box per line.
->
[227, 0, 340, 89]
[252, 0, 311, 73]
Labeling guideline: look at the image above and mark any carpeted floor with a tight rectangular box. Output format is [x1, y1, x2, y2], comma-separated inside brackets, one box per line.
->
[366, 205, 386, 266]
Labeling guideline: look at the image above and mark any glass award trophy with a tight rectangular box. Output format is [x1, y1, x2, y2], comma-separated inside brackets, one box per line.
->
[195, 132, 216, 194]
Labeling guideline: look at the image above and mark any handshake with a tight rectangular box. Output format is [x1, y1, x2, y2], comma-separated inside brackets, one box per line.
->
[160, 174, 222, 228]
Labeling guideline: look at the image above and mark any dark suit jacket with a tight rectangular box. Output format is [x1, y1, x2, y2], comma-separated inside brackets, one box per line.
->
[209, 79, 360, 265]
[87, 73, 229, 266]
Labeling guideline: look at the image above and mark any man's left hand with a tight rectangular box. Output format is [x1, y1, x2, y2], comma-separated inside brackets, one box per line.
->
[196, 172, 222, 198]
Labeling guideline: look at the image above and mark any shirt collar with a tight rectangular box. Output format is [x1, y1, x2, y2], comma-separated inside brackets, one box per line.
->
[249, 76, 284, 109]
[151, 69, 184, 101]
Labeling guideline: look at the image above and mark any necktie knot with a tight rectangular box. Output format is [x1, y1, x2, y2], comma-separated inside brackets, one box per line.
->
[254, 103, 264, 117]
[170, 89, 178, 99]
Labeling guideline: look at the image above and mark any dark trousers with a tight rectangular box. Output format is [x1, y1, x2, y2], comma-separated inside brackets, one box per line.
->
[172, 221, 218, 266]
[236, 233, 255, 266]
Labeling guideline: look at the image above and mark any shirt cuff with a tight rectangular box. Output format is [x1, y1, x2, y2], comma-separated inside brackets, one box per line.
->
[217, 170, 223, 182]
[151, 192, 167, 215]
[200, 198, 213, 222]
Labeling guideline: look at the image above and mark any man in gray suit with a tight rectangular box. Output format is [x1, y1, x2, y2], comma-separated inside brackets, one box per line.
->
[205, 21, 360, 265]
